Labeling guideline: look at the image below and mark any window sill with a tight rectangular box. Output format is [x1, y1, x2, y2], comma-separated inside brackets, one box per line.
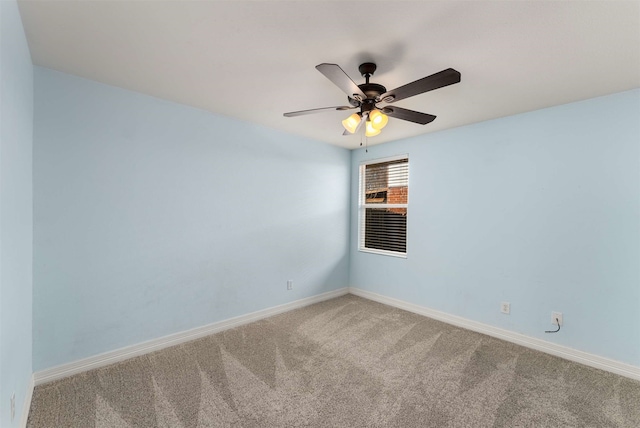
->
[358, 248, 407, 259]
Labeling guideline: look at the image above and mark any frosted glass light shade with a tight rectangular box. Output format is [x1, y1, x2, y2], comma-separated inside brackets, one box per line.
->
[342, 113, 361, 134]
[369, 109, 389, 130]
[365, 120, 381, 137]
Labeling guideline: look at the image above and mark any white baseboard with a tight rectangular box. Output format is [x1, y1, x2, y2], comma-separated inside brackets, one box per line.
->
[34, 288, 349, 386]
[20, 374, 34, 428]
[349, 287, 640, 381]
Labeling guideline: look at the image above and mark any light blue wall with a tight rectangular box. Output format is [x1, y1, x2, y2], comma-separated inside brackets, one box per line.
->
[25, 54, 640, 375]
[0, 0, 34, 426]
[350, 89, 640, 367]
[33, 68, 351, 370]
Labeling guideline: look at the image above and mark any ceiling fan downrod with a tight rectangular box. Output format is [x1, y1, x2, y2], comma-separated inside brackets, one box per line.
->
[354, 62, 387, 104]
[359, 62, 377, 83]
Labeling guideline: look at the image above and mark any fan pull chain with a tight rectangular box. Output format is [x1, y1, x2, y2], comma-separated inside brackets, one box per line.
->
[358, 117, 367, 152]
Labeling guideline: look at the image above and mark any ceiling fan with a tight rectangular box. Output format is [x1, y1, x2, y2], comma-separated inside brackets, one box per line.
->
[284, 62, 461, 137]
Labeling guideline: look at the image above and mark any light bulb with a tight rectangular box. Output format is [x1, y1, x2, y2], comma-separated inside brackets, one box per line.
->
[369, 110, 389, 130]
[341, 113, 361, 134]
[365, 120, 381, 137]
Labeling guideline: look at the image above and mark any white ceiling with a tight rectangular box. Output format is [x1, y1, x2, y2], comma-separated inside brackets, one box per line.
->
[17, 0, 640, 149]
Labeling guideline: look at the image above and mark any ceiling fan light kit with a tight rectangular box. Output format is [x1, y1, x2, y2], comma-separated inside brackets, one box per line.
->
[284, 62, 461, 139]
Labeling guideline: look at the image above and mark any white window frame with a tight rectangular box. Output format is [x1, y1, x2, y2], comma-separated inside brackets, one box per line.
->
[358, 154, 409, 258]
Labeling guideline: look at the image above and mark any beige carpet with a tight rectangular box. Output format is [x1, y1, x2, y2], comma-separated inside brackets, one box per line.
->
[28, 295, 640, 427]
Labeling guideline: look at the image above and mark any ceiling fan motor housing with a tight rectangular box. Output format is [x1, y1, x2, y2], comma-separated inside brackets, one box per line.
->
[349, 82, 386, 112]
[359, 83, 387, 100]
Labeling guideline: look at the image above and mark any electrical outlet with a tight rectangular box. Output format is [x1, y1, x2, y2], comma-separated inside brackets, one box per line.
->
[10, 392, 15, 422]
[287, 280, 293, 291]
[501, 302, 510, 314]
[552, 311, 563, 326]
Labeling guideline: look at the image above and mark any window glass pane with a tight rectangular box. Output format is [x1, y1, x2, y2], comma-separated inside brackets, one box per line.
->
[364, 158, 408, 205]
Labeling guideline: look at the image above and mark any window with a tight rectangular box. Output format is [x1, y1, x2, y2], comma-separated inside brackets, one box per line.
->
[359, 155, 409, 257]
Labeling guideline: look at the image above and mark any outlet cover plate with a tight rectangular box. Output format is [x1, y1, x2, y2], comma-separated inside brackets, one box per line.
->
[552, 311, 563, 326]
[501, 302, 510, 314]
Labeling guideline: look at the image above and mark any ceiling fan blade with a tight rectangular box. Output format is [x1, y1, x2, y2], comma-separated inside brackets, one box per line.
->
[283, 106, 355, 117]
[316, 63, 367, 100]
[383, 106, 436, 125]
[379, 68, 460, 103]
